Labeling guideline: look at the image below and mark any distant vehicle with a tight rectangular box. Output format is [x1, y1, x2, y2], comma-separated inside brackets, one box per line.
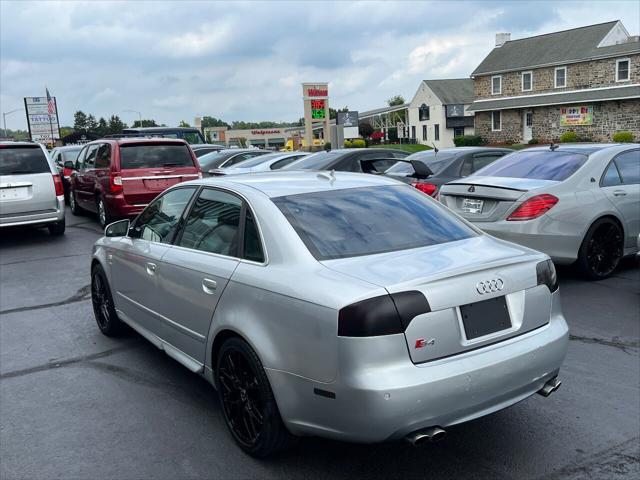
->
[121, 127, 206, 144]
[190, 144, 225, 158]
[439, 144, 640, 279]
[68, 138, 201, 227]
[0, 141, 66, 235]
[378, 147, 512, 197]
[198, 149, 270, 176]
[282, 138, 324, 151]
[218, 151, 309, 175]
[50, 145, 83, 202]
[283, 148, 408, 172]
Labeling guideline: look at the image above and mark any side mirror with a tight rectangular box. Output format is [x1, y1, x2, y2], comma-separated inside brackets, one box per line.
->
[64, 161, 75, 169]
[105, 219, 130, 237]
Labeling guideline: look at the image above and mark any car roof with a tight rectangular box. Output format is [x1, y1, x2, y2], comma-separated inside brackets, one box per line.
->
[90, 137, 188, 146]
[0, 141, 42, 148]
[522, 143, 622, 154]
[189, 170, 403, 198]
[123, 127, 200, 132]
[406, 146, 513, 159]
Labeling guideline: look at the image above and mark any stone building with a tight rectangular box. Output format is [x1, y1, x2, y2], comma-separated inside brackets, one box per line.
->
[468, 21, 640, 143]
[407, 79, 475, 149]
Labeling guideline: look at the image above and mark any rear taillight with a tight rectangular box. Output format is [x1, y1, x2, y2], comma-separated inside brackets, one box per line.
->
[412, 181, 438, 197]
[507, 194, 558, 221]
[52, 174, 64, 196]
[62, 167, 72, 177]
[110, 173, 123, 194]
[536, 259, 558, 292]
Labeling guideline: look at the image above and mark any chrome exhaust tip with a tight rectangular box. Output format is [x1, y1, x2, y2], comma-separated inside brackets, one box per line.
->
[406, 426, 447, 445]
[538, 377, 562, 397]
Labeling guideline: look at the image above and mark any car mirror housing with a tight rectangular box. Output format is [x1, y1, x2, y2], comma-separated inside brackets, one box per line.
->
[105, 219, 130, 237]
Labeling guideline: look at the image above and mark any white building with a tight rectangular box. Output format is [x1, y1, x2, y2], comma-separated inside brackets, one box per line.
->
[407, 79, 475, 149]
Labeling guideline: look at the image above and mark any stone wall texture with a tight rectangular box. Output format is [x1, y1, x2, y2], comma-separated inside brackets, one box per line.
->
[475, 53, 640, 99]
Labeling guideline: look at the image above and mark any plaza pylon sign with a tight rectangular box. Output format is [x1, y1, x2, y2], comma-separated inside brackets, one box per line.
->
[302, 83, 330, 148]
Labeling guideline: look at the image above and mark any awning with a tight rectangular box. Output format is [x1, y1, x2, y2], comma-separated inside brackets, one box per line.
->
[468, 84, 640, 112]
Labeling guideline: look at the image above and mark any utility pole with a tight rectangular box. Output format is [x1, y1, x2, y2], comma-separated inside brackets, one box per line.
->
[123, 109, 142, 124]
[2, 108, 22, 137]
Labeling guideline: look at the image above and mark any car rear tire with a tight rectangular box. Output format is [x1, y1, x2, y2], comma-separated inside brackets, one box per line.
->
[577, 218, 624, 280]
[48, 219, 65, 236]
[91, 264, 124, 337]
[69, 189, 83, 215]
[97, 197, 112, 228]
[215, 337, 296, 457]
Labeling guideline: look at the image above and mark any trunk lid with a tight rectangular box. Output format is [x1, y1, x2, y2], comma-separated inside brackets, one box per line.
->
[439, 176, 559, 222]
[322, 236, 550, 364]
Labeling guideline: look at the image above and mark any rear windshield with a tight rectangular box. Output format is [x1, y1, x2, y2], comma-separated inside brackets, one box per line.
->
[119, 144, 194, 169]
[284, 151, 342, 170]
[385, 152, 457, 175]
[476, 150, 588, 181]
[199, 151, 241, 170]
[0, 146, 50, 175]
[61, 149, 81, 163]
[229, 153, 280, 169]
[273, 185, 475, 260]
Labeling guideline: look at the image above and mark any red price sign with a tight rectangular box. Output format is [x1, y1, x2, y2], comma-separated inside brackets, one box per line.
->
[311, 99, 325, 110]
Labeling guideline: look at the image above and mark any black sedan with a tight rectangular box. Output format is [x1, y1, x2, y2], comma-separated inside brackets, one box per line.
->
[381, 147, 513, 197]
[198, 149, 270, 176]
[283, 148, 408, 173]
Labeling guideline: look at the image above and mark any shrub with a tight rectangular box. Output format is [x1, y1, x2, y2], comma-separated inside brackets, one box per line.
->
[323, 142, 332, 151]
[527, 138, 539, 145]
[612, 131, 634, 143]
[351, 138, 366, 148]
[559, 131, 578, 143]
[343, 140, 352, 148]
[454, 135, 483, 147]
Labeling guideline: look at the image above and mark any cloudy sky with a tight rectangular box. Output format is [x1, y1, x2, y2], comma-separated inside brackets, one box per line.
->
[1, 0, 639, 130]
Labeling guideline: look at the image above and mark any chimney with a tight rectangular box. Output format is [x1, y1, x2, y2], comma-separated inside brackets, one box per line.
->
[495, 32, 511, 47]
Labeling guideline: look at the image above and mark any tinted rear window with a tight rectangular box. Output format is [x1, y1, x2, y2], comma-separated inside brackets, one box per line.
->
[476, 150, 588, 181]
[199, 151, 243, 170]
[61, 149, 81, 163]
[273, 185, 475, 260]
[284, 151, 343, 170]
[0, 146, 50, 175]
[120, 144, 194, 169]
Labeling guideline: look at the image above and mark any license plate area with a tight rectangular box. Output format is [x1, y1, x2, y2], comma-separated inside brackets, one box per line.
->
[143, 178, 179, 190]
[461, 197, 484, 214]
[0, 187, 29, 200]
[460, 296, 511, 340]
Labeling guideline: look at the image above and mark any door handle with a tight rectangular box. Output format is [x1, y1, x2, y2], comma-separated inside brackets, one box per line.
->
[613, 190, 627, 197]
[202, 278, 217, 294]
[146, 262, 157, 275]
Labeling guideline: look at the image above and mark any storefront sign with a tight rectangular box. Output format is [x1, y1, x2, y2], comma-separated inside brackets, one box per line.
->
[250, 129, 282, 135]
[337, 111, 358, 127]
[307, 88, 328, 97]
[560, 105, 593, 126]
[24, 96, 60, 143]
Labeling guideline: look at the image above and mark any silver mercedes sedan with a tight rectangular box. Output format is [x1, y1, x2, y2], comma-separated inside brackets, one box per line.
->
[91, 171, 568, 457]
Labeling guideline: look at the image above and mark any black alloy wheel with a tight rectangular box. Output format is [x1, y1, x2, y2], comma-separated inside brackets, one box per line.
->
[578, 218, 624, 280]
[91, 265, 123, 336]
[215, 338, 295, 457]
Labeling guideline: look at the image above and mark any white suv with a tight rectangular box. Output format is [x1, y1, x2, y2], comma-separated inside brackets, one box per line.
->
[0, 141, 66, 235]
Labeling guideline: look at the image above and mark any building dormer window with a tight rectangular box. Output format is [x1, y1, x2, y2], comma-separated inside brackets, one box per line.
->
[555, 66, 567, 88]
[491, 75, 502, 95]
[522, 71, 532, 91]
[616, 58, 630, 82]
[419, 104, 430, 121]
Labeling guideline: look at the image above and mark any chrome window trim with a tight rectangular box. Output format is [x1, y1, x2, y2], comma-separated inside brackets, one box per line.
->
[121, 174, 200, 181]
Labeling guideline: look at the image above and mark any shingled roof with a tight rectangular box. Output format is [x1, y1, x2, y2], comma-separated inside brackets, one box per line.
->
[423, 79, 475, 105]
[472, 21, 640, 76]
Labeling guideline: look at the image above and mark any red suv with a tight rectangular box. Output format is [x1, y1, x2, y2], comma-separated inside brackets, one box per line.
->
[69, 138, 201, 227]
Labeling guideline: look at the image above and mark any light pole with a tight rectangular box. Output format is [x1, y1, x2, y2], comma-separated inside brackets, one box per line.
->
[123, 109, 142, 125]
[3, 108, 22, 137]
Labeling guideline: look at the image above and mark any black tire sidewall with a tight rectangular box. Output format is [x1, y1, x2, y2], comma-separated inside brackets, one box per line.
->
[70, 189, 81, 215]
[578, 218, 623, 280]
[91, 265, 122, 336]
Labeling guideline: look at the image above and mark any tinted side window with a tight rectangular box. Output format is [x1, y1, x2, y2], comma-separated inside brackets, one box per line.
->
[225, 153, 255, 167]
[178, 188, 242, 256]
[270, 156, 300, 170]
[84, 145, 99, 169]
[243, 209, 265, 262]
[473, 153, 504, 172]
[334, 156, 360, 172]
[614, 150, 640, 185]
[75, 147, 88, 169]
[95, 144, 111, 168]
[134, 187, 197, 243]
[601, 162, 622, 187]
[460, 157, 473, 177]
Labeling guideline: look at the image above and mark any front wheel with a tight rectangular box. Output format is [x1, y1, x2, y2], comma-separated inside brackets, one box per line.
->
[577, 218, 624, 280]
[215, 337, 296, 457]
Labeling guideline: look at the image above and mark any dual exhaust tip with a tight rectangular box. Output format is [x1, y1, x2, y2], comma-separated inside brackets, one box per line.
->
[537, 376, 562, 397]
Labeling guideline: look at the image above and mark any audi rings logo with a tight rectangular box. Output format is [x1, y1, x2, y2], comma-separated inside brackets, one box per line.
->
[476, 278, 504, 294]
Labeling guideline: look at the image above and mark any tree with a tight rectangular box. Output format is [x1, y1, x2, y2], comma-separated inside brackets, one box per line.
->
[201, 116, 229, 128]
[97, 117, 108, 137]
[132, 119, 159, 128]
[387, 95, 405, 106]
[359, 121, 374, 139]
[73, 111, 88, 132]
[178, 120, 191, 127]
[329, 106, 349, 120]
[108, 115, 127, 134]
[86, 114, 98, 133]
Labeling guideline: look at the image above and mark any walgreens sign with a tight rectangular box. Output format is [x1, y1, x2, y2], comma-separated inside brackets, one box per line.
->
[307, 88, 328, 97]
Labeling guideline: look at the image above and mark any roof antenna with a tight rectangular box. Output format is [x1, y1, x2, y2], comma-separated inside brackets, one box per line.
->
[550, 142, 559, 151]
[432, 143, 439, 154]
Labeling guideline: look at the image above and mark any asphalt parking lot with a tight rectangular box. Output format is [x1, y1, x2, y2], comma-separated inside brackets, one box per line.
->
[1, 208, 638, 480]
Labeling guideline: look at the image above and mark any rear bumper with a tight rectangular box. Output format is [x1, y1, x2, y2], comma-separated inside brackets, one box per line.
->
[267, 291, 568, 443]
[0, 196, 65, 227]
[475, 220, 582, 265]
[103, 193, 148, 219]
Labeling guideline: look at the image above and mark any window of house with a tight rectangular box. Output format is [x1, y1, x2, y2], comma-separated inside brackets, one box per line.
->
[616, 58, 630, 82]
[491, 111, 501, 131]
[491, 75, 502, 95]
[422, 125, 427, 141]
[434, 124, 440, 141]
[419, 104, 430, 121]
[411, 126, 416, 140]
[555, 67, 567, 88]
[522, 71, 532, 91]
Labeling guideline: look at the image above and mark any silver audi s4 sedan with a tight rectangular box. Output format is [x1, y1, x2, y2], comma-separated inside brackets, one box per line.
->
[91, 171, 569, 457]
